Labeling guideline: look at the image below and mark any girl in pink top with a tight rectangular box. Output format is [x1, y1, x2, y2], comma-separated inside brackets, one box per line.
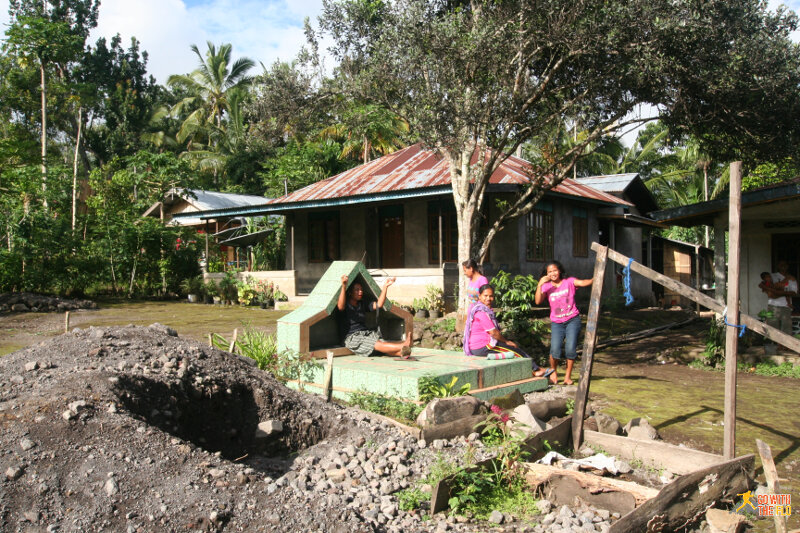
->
[535, 261, 593, 385]
[462, 259, 489, 308]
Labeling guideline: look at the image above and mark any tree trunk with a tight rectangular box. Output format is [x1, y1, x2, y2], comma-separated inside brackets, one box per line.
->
[40, 60, 48, 206]
[72, 107, 82, 231]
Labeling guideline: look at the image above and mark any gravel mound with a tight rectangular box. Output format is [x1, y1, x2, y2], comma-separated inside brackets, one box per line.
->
[0, 292, 97, 313]
[0, 324, 375, 532]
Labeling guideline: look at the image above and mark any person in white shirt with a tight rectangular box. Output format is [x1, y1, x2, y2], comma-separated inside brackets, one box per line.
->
[765, 260, 798, 335]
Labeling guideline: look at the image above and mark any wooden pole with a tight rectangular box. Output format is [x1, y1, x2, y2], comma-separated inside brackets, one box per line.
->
[438, 207, 443, 266]
[756, 439, 788, 533]
[208, 333, 213, 347]
[572, 244, 608, 452]
[724, 161, 742, 460]
[323, 350, 335, 402]
[229, 328, 238, 353]
[591, 242, 800, 353]
[64, 311, 70, 333]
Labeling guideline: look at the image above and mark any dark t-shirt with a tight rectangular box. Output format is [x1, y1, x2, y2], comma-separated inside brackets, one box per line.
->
[340, 300, 376, 340]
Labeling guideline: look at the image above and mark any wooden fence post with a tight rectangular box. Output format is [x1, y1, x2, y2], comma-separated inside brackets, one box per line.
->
[229, 328, 238, 353]
[572, 245, 608, 452]
[64, 311, 70, 333]
[724, 161, 742, 460]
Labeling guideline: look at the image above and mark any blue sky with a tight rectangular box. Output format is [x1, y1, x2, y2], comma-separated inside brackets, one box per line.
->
[0, 0, 799, 86]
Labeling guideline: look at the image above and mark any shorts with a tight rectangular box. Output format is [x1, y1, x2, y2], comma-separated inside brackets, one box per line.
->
[344, 330, 380, 357]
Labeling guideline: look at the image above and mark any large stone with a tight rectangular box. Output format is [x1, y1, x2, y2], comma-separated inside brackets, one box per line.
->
[510, 404, 546, 436]
[416, 396, 484, 427]
[706, 508, 745, 533]
[255, 420, 284, 439]
[624, 417, 660, 440]
[488, 389, 526, 410]
[594, 413, 622, 436]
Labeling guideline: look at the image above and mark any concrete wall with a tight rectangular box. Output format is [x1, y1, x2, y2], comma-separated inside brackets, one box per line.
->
[739, 220, 777, 317]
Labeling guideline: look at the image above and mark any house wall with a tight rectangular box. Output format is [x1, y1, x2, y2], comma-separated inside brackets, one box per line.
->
[739, 219, 782, 317]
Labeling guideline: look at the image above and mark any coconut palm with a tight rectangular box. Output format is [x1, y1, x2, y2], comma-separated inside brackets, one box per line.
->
[167, 42, 255, 147]
[319, 102, 410, 163]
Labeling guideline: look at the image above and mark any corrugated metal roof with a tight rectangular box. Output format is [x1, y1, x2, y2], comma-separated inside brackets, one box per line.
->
[263, 144, 631, 207]
[574, 173, 640, 194]
[178, 189, 267, 210]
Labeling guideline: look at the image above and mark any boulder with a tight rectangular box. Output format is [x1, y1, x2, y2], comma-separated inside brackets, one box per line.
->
[510, 404, 546, 436]
[624, 417, 660, 440]
[255, 420, 284, 439]
[488, 389, 526, 410]
[594, 413, 623, 435]
[416, 396, 484, 427]
[706, 508, 745, 533]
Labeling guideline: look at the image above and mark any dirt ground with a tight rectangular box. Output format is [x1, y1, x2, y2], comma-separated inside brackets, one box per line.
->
[2, 302, 799, 531]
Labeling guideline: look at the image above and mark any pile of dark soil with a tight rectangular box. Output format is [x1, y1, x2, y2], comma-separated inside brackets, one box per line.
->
[0, 324, 375, 532]
[0, 293, 97, 314]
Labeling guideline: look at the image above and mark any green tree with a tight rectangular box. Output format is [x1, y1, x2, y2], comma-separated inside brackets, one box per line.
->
[319, 101, 409, 163]
[316, 0, 800, 309]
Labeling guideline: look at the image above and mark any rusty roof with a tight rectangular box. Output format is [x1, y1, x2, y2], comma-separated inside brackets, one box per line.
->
[175, 144, 632, 220]
[266, 143, 631, 206]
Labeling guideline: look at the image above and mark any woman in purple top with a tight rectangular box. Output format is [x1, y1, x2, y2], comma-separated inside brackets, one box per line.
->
[535, 261, 593, 385]
[462, 259, 489, 308]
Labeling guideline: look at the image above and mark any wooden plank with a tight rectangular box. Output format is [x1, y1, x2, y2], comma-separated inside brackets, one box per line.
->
[523, 463, 658, 513]
[724, 161, 743, 460]
[610, 454, 755, 533]
[583, 430, 724, 476]
[64, 311, 70, 333]
[591, 242, 800, 353]
[228, 328, 238, 353]
[573, 244, 608, 451]
[323, 351, 334, 402]
[756, 439, 787, 533]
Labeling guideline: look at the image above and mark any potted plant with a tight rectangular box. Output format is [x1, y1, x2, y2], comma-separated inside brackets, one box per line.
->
[202, 280, 218, 304]
[274, 287, 289, 305]
[180, 276, 203, 303]
[425, 285, 445, 319]
[413, 297, 429, 319]
[237, 278, 258, 306]
[217, 272, 238, 305]
[255, 280, 275, 309]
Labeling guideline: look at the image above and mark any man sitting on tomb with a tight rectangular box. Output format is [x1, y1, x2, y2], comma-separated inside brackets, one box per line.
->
[338, 275, 413, 359]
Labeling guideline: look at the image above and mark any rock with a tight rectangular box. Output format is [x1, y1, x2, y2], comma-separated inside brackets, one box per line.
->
[536, 499, 552, 514]
[68, 400, 88, 413]
[541, 512, 557, 526]
[615, 460, 632, 474]
[488, 510, 504, 524]
[6, 465, 24, 480]
[624, 417, 660, 440]
[24, 361, 39, 372]
[62, 410, 75, 421]
[510, 404, 546, 435]
[255, 420, 283, 439]
[488, 389, 526, 410]
[415, 396, 485, 427]
[325, 469, 347, 483]
[594, 413, 623, 435]
[558, 505, 574, 518]
[706, 508, 746, 533]
[11, 375, 24, 384]
[208, 468, 225, 479]
[20, 438, 35, 451]
[104, 478, 118, 497]
[148, 323, 177, 337]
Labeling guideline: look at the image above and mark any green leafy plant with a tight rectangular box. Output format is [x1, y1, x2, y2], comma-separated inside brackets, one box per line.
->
[348, 389, 423, 423]
[179, 275, 203, 296]
[425, 284, 445, 313]
[418, 376, 472, 403]
[397, 487, 428, 511]
[273, 288, 288, 302]
[237, 277, 258, 305]
[702, 317, 726, 367]
[217, 271, 239, 304]
[432, 317, 456, 333]
[413, 297, 429, 312]
[565, 398, 575, 415]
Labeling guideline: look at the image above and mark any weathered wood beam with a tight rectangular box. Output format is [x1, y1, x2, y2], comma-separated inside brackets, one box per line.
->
[572, 245, 607, 452]
[756, 439, 787, 533]
[724, 161, 743, 459]
[590, 242, 800, 353]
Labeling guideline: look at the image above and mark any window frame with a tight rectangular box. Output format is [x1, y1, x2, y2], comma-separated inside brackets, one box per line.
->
[525, 201, 554, 262]
[308, 211, 340, 263]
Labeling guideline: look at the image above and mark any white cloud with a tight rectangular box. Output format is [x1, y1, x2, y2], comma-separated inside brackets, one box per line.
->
[0, 0, 324, 84]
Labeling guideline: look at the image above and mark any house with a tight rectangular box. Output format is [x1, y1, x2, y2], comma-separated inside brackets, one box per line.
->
[575, 173, 664, 304]
[651, 179, 800, 328]
[178, 144, 659, 306]
[649, 236, 714, 308]
[143, 188, 270, 270]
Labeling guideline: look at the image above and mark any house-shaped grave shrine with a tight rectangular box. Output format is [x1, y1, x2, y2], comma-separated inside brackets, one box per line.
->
[277, 261, 413, 358]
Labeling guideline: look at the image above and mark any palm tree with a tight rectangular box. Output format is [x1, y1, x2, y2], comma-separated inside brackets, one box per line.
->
[319, 102, 410, 163]
[167, 42, 255, 147]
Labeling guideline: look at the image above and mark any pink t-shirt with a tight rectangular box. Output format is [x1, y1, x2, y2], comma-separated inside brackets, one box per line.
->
[466, 275, 489, 306]
[468, 310, 497, 351]
[540, 277, 580, 323]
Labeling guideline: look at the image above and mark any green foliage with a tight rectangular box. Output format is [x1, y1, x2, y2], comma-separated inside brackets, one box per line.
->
[432, 317, 456, 333]
[418, 376, 471, 403]
[565, 398, 575, 416]
[492, 271, 539, 315]
[347, 390, 423, 423]
[702, 318, 726, 367]
[180, 275, 203, 296]
[454, 477, 540, 521]
[397, 486, 427, 511]
[690, 359, 800, 379]
[425, 285, 445, 314]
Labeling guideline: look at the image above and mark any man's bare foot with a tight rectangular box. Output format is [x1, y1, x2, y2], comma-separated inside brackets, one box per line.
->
[549, 373, 558, 385]
[400, 345, 412, 359]
[563, 378, 574, 385]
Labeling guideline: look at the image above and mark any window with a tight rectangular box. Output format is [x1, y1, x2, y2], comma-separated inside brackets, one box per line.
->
[308, 212, 340, 262]
[526, 201, 553, 261]
[428, 202, 458, 264]
[572, 207, 588, 257]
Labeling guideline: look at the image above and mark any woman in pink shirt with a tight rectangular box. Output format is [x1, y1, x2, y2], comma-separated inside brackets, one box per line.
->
[463, 284, 552, 378]
[462, 259, 489, 308]
[535, 261, 593, 385]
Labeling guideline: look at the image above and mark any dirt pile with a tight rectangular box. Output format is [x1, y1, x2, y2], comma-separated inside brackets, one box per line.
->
[0, 324, 375, 532]
[0, 293, 97, 313]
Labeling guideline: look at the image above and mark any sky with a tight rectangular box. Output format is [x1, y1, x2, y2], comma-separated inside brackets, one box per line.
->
[0, 0, 799, 118]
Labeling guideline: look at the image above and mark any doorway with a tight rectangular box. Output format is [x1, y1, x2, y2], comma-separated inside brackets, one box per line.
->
[380, 205, 405, 268]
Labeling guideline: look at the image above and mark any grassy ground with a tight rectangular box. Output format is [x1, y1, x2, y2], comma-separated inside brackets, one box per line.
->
[0, 299, 287, 356]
